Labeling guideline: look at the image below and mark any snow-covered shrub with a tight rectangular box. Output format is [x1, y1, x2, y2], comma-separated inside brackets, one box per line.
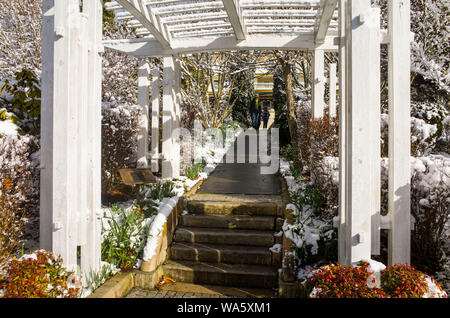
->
[0, 132, 39, 261]
[0, 250, 81, 298]
[101, 102, 141, 195]
[0, 179, 25, 264]
[381, 156, 450, 272]
[0, 1, 41, 80]
[410, 156, 450, 273]
[444, 116, 450, 152]
[304, 261, 447, 298]
[411, 117, 438, 156]
[381, 113, 441, 157]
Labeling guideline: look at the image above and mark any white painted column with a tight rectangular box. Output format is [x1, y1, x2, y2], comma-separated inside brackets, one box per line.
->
[344, 0, 380, 265]
[172, 59, 181, 177]
[40, 0, 56, 251]
[47, 0, 81, 268]
[337, 0, 347, 265]
[369, 8, 381, 256]
[137, 60, 150, 168]
[150, 68, 160, 172]
[388, 0, 411, 265]
[76, 13, 89, 247]
[312, 49, 325, 118]
[82, 0, 103, 274]
[162, 56, 176, 179]
[328, 63, 337, 117]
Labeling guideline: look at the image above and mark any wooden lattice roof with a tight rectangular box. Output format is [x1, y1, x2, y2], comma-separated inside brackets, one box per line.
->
[104, 0, 340, 56]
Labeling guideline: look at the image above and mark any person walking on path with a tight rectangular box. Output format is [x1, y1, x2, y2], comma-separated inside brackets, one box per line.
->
[250, 93, 260, 131]
[262, 105, 270, 129]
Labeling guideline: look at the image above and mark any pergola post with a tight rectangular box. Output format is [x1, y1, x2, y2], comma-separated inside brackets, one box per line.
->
[337, 0, 347, 265]
[369, 8, 381, 256]
[312, 49, 325, 118]
[387, 0, 411, 265]
[343, 0, 381, 265]
[162, 56, 180, 179]
[83, 0, 103, 274]
[40, 0, 56, 252]
[150, 68, 160, 173]
[137, 59, 150, 168]
[328, 63, 337, 117]
[41, 0, 102, 273]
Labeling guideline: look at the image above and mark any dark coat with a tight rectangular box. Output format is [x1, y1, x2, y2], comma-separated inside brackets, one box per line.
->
[250, 98, 259, 112]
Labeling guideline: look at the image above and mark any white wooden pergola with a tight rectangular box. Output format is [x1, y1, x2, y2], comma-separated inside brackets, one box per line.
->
[40, 0, 411, 276]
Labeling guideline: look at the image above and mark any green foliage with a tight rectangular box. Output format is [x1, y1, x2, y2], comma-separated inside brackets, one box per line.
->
[185, 162, 205, 180]
[272, 66, 290, 147]
[101, 205, 149, 270]
[230, 68, 254, 127]
[137, 181, 177, 218]
[0, 69, 41, 136]
[0, 250, 81, 298]
[83, 263, 119, 293]
[281, 144, 295, 162]
[142, 181, 176, 201]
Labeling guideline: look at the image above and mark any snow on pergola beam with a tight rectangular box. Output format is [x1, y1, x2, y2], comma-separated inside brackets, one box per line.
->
[103, 34, 340, 57]
[115, 0, 171, 48]
[314, 0, 338, 43]
[222, 0, 247, 41]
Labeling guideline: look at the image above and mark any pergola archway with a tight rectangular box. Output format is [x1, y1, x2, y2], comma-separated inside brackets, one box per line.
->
[40, 0, 411, 275]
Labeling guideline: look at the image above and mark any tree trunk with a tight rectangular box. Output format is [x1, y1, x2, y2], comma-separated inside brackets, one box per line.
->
[282, 61, 302, 170]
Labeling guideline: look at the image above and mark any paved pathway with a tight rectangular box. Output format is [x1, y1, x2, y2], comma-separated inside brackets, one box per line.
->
[199, 131, 280, 195]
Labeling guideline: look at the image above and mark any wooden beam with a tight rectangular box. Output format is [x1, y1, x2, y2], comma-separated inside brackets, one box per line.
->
[368, 8, 381, 256]
[150, 68, 160, 173]
[162, 57, 176, 179]
[328, 63, 337, 117]
[314, 0, 338, 43]
[387, 0, 411, 265]
[337, 0, 347, 266]
[222, 0, 247, 41]
[83, 0, 103, 274]
[344, 0, 375, 265]
[137, 60, 150, 168]
[115, 0, 171, 48]
[103, 34, 340, 57]
[41, 0, 56, 252]
[312, 49, 325, 118]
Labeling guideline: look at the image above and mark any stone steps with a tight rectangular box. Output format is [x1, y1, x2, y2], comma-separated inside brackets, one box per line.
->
[162, 260, 278, 289]
[169, 242, 276, 266]
[162, 194, 283, 291]
[174, 227, 275, 247]
[180, 214, 276, 231]
[186, 200, 279, 217]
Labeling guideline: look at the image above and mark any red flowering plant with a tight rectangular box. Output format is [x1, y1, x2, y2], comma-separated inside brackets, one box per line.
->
[0, 250, 81, 298]
[305, 262, 387, 298]
[303, 261, 447, 298]
[381, 264, 434, 298]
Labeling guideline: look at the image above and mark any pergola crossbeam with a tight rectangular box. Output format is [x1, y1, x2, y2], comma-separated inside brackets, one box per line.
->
[222, 0, 247, 41]
[314, 0, 338, 44]
[115, 0, 171, 48]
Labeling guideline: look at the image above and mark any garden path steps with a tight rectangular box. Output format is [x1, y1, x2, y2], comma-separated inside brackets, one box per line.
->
[162, 130, 283, 296]
[162, 193, 283, 296]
